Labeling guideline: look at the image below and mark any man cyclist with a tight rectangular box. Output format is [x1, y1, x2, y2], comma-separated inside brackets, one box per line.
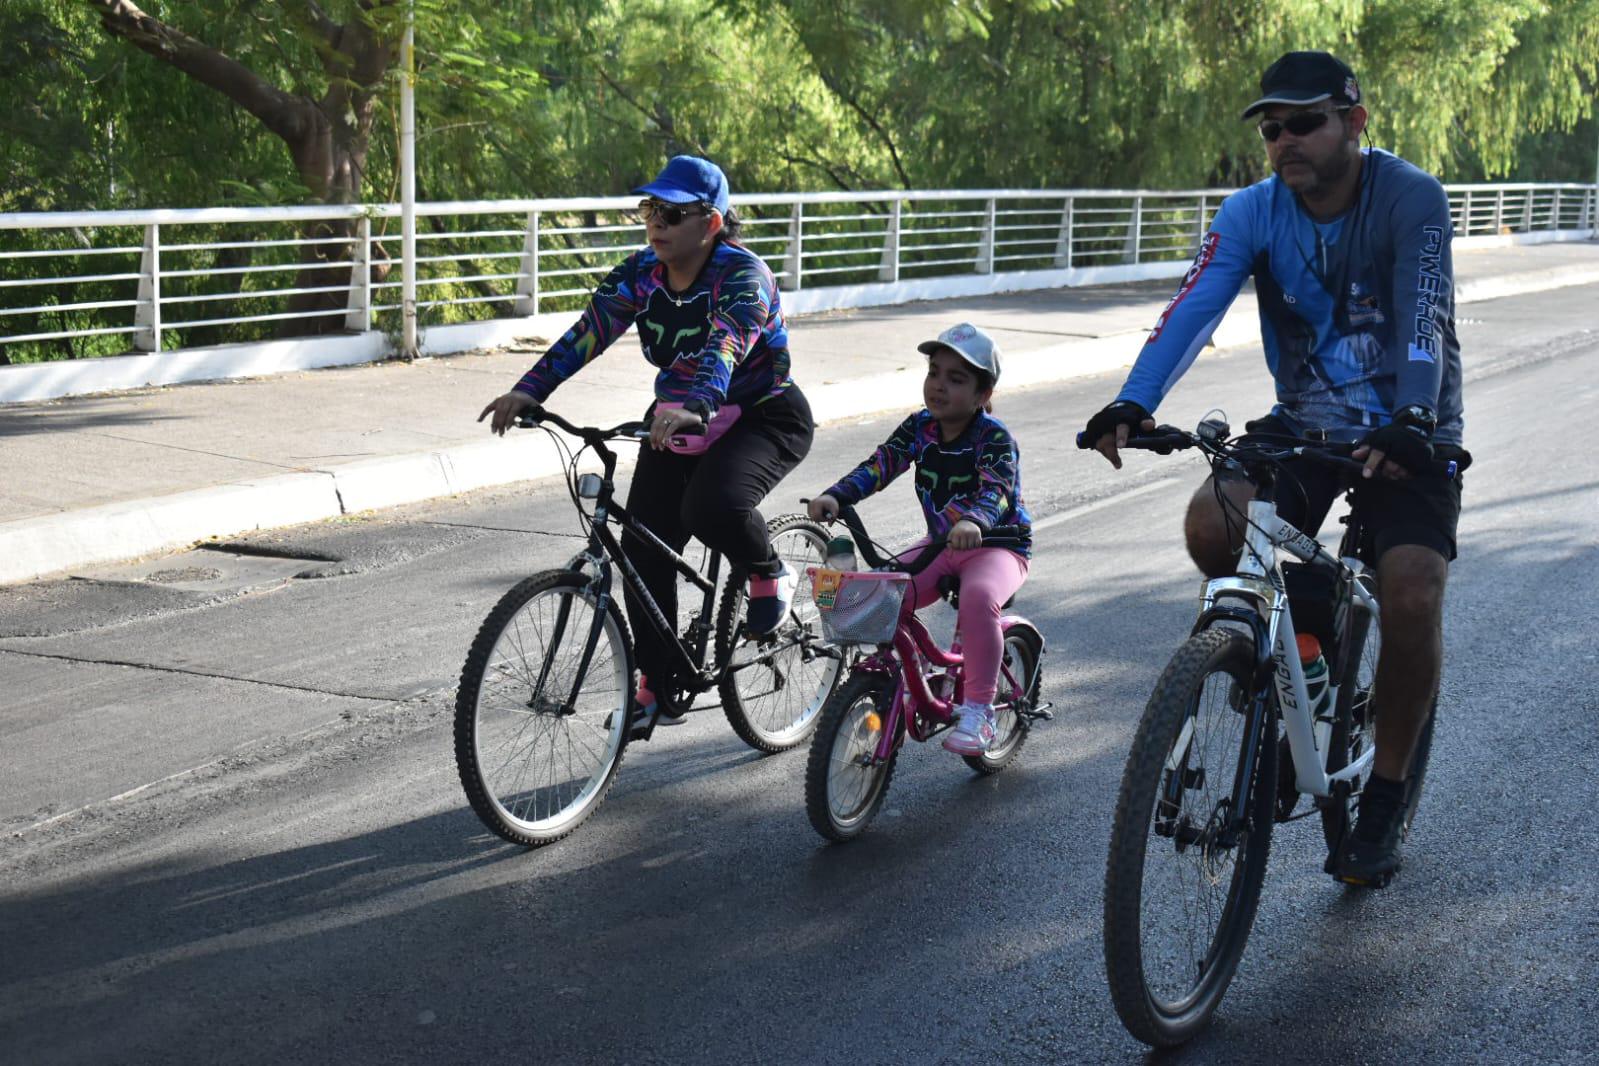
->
[1080, 51, 1469, 887]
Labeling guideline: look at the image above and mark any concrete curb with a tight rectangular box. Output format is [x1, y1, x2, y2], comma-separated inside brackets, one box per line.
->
[0, 265, 1589, 584]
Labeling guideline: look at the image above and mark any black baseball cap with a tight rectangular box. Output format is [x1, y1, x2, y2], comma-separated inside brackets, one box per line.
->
[1241, 51, 1361, 119]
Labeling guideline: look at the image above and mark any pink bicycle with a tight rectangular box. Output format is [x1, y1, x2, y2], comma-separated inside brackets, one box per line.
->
[803, 503, 1051, 841]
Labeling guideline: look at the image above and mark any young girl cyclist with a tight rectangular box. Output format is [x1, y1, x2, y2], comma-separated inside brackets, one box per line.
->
[807, 323, 1032, 755]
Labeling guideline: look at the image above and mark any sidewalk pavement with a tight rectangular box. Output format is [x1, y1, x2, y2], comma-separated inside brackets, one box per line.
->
[3, 239, 1597, 584]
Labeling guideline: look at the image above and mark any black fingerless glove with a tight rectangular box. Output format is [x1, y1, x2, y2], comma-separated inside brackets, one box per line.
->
[1361, 407, 1435, 475]
[1079, 400, 1153, 449]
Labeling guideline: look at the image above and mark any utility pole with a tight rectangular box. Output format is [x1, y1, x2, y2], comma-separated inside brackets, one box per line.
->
[399, 3, 419, 359]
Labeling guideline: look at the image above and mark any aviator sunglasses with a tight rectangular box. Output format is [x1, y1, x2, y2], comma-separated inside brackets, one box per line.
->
[638, 199, 714, 226]
[1257, 106, 1351, 142]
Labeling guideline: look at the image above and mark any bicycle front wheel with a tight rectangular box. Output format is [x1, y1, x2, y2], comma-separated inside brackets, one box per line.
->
[1103, 626, 1278, 1048]
[716, 514, 843, 753]
[804, 671, 898, 842]
[454, 571, 634, 847]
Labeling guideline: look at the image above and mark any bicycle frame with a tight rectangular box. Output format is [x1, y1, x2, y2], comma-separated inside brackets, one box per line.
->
[574, 489, 724, 684]
[1194, 496, 1378, 801]
[539, 421, 811, 710]
[857, 609, 1034, 762]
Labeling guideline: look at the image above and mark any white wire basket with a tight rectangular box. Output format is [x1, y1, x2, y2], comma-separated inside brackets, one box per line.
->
[808, 568, 910, 645]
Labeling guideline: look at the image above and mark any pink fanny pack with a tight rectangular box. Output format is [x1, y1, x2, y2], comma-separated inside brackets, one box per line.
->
[657, 401, 742, 455]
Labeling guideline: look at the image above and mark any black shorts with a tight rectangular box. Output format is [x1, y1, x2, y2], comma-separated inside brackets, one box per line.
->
[1225, 415, 1467, 564]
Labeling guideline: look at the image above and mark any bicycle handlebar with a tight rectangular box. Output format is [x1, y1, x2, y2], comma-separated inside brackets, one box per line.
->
[514, 409, 652, 444]
[832, 502, 1026, 575]
[1097, 423, 1459, 480]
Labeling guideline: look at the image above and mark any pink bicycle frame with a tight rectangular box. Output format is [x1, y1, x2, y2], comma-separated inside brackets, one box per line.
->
[863, 612, 1031, 761]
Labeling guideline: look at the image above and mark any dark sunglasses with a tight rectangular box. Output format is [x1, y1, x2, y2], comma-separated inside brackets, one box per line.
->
[638, 199, 713, 226]
[1257, 107, 1350, 142]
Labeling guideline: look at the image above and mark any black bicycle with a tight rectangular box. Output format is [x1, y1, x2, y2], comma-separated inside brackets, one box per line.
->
[454, 410, 842, 847]
[1093, 419, 1449, 1046]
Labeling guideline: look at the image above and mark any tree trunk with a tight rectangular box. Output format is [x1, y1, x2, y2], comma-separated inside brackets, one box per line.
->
[88, 0, 398, 337]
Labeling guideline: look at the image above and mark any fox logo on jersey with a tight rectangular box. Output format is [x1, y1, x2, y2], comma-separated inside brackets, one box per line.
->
[638, 289, 712, 367]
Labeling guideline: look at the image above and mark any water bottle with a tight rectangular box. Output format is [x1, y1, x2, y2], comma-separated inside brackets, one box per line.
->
[825, 534, 858, 572]
[1296, 633, 1331, 720]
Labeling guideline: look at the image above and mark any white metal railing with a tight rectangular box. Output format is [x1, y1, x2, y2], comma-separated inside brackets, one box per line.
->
[2, 183, 1595, 372]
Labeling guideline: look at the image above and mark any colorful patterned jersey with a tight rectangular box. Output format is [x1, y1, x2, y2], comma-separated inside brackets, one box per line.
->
[1118, 148, 1463, 446]
[824, 410, 1032, 557]
[514, 241, 793, 415]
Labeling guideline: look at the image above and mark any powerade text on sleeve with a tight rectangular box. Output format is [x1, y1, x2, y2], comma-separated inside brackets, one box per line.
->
[1385, 175, 1454, 420]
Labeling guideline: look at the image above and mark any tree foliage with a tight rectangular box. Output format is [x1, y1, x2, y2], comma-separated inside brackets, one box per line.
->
[0, 1, 1594, 362]
[2, 0, 1594, 216]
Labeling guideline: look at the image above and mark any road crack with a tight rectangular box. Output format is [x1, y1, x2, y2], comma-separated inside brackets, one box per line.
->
[0, 647, 404, 702]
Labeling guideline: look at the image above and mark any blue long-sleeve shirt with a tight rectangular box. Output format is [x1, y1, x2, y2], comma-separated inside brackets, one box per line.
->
[1118, 149, 1464, 445]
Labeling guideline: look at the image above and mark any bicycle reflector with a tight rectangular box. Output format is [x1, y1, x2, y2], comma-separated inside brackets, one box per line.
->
[576, 473, 604, 499]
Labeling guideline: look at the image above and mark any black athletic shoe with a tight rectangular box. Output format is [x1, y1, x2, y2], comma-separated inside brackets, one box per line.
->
[604, 679, 686, 740]
[1332, 778, 1406, 887]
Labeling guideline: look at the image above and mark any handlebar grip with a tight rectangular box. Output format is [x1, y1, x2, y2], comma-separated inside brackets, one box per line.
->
[1075, 430, 1091, 449]
[1300, 447, 1460, 481]
[1122, 428, 1191, 454]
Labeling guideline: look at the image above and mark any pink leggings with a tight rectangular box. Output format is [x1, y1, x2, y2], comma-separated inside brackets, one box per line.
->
[896, 543, 1030, 704]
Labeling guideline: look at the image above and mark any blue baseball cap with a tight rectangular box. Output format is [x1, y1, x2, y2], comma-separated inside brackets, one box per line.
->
[633, 156, 731, 215]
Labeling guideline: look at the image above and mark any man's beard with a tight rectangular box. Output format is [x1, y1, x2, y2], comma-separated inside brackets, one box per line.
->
[1276, 145, 1354, 196]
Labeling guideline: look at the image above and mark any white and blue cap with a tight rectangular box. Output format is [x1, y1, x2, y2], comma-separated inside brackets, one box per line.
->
[633, 155, 731, 215]
[917, 322, 1001, 385]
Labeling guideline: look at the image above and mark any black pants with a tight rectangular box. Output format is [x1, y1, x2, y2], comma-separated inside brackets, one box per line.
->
[622, 387, 814, 691]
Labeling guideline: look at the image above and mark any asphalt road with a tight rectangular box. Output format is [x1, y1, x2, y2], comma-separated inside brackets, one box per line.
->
[3, 284, 1597, 1065]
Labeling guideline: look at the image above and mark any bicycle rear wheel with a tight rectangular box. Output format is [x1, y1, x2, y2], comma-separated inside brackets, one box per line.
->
[1103, 627, 1278, 1047]
[1321, 579, 1436, 856]
[963, 622, 1042, 775]
[1322, 581, 1376, 852]
[716, 514, 842, 753]
[454, 571, 633, 847]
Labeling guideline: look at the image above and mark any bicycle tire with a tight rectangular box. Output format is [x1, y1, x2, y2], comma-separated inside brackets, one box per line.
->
[1321, 583, 1376, 853]
[804, 671, 899, 842]
[454, 570, 634, 847]
[716, 514, 841, 753]
[963, 622, 1042, 775]
[1104, 626, 1278, 1048]
[1321, 580, 1437, 855]
[1402, 701, 1436, 831]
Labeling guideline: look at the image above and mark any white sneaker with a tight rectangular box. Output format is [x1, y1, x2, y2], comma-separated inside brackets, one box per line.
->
[942, 701, 996, 756]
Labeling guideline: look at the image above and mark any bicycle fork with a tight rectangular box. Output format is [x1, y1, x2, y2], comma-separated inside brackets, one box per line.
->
[528, 558, 615, 720]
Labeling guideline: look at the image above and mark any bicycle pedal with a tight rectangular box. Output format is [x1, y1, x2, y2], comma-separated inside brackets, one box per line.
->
[1331, 868, 1395, 889]
[1324, 850, 1399, 888]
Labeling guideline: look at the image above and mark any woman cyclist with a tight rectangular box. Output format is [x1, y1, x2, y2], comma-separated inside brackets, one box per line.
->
[481, 156, 814, 729]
